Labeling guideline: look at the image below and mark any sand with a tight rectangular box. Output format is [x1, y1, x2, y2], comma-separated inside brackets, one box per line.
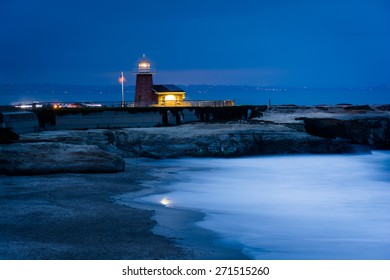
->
[0, 158, 246, 260]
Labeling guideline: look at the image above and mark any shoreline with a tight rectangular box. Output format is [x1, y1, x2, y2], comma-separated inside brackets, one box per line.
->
[115, 158, 250, 260]
[0, 159, 183, 259]
[0, 157, 248, 260]
[123, 152, 390, 260]
[2, 105, 390, 259]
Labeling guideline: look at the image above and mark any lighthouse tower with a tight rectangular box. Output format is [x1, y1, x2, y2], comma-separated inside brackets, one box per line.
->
[134, 54, 156, 107]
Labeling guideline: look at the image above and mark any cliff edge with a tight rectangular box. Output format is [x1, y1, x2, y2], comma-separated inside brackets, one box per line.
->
[2, 104, 388, 175]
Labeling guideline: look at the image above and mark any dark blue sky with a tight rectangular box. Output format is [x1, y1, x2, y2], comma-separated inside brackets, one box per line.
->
[1, 0, 389, 87]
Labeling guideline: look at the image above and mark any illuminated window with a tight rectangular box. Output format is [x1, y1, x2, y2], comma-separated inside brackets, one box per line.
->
[165, 95, 176, 101]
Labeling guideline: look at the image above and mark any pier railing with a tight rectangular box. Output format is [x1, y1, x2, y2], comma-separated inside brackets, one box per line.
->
[14, 100, 236, 109]
[186, 100, 235, 107]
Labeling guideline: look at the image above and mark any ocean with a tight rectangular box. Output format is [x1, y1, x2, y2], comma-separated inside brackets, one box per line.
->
[1, 84, 390, 106]
[138, 151, 390, 259]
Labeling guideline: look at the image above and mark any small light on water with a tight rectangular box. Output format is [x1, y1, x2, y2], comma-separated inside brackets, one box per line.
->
[160, 196, 172, 207]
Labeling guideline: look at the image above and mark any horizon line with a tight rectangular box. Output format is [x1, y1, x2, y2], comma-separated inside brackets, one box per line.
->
[1, 82, 390, 90]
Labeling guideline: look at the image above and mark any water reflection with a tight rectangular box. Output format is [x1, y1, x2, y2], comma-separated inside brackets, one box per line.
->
[160, 196, 173, 207]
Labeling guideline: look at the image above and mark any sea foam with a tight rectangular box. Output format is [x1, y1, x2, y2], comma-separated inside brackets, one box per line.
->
[138, 152, 390, 259]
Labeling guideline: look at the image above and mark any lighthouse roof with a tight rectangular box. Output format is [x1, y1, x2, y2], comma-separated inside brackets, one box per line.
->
[152, 84, 185, 93]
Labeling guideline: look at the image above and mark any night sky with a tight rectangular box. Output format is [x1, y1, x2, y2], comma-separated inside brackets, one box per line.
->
[1, 0, 389, 87]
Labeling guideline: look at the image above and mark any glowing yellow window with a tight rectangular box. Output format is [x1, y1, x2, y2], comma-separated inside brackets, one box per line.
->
[165, 95, 176, 101]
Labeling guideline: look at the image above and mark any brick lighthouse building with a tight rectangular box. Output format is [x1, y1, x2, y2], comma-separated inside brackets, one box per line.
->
[134, 54, 156, 107]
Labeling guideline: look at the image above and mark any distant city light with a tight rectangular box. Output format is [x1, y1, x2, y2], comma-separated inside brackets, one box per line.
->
[16, 104, 33, 109]
[82, 103, 102, 107]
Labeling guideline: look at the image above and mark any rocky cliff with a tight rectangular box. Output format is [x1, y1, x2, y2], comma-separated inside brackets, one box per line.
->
[0, 142, 125, 175]
[104, 123, 364, 158]
[303, 117, 390, 149]
[2, 105, 389, 175]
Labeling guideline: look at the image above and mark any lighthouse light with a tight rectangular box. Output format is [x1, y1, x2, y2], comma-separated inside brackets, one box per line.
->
[139, 62, 150, 69]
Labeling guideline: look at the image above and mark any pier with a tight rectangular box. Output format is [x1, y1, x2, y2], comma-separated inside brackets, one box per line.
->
[1, 105, 266, 134]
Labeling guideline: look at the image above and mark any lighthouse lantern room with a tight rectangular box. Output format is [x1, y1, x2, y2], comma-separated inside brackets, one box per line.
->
[134, 54, 156, 107]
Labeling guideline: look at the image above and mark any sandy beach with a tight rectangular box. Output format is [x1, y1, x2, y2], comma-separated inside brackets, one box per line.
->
[0, 158, 247, 260]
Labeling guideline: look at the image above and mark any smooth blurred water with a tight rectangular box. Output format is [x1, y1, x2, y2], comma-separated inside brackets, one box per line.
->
[139, 152, 390, 259]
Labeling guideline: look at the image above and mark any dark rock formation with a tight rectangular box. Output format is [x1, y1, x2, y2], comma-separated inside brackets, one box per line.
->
[105, 123, 368, 159]
[303, 117, 390, 149]
[343, 105, 374, 111]
[0, 142, 125, 175]
[2, 118, 375, 175]
[0, 127, 19, 144]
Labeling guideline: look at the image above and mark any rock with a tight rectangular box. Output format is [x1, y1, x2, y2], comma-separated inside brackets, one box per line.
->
[0, 142, 125, 175]
[0, 128, 19, 144]
[14, 120, 373, 166]
[303, 117, 390, 148]
[375, 104, 390, 111]
[5, 106, 384, 175]
[106, 123, 367, 158]
[343, 105, 373, 111]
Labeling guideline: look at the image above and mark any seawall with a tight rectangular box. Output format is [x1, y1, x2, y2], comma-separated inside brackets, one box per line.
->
[1, 106, 266, 134]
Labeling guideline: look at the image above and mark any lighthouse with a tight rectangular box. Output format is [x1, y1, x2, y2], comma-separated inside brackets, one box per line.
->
[134, 54, 156, 107]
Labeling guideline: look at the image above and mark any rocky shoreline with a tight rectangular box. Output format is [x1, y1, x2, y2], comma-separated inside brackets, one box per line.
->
[0, 160, 189, 259]
[1, 104, 390, 260]
[1, 105, 390, 175]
